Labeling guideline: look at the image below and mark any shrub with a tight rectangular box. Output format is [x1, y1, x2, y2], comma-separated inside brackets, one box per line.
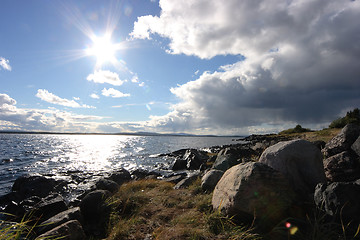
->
[329, 108, 360, 128]
[279, 125, 312, 134]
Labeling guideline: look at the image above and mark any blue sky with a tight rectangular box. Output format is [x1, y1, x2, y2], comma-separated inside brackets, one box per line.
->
[1, 0, 359, 135]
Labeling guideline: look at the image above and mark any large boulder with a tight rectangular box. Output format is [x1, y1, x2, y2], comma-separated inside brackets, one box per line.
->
[79, 190, 111, 237]
[12, 175, 65, 199]
[212, 162, 296, 231]
[259, 139, 326, 197]
[108, 168, 131, 185]
[39, 207, 83, 234]
[323, 151, 360, 182]
[36, 220, 85, 240]
[95, 179, 120, 193]
[201, 169, 224, 192]
[314, 181, 360, 225]
[322, 124, 360, 158]
[352, 136, 360, 157]
[32, 194, 68, 221]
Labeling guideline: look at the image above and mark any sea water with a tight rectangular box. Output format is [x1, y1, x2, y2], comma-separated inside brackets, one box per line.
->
[0, 134, 239, 197]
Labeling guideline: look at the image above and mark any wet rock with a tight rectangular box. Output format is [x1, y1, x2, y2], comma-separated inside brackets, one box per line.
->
[108, 168, 131, 185]
[33, 194, 68, 221]
[131, 169, 161, 180]
[314, 181, 360, 225]
[201, 169, 224, 192]
[212, 147, 240, 171]
[322, 124, 360, 158]
[183, 149, 208, 170]
[323, 151, 360, 182]
[36, 220, 85, 240]
[95, 179, 120, 193]
[259, 139, 326, 197]
[39, 207, 83, 235]
[12, 175, 65, 199]
[171, 158, 187, 171]
[212, 162, 296, 231]
[3, 201, 25, 221]
[79, 190, 111, 237]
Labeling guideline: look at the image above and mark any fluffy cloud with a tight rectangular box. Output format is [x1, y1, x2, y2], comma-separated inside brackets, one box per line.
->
[0, 93, 16, 106]
[87, 70, 124, 86]
[36, 89, 95, 108]
[132, 0, 360, 134]
[0, 57, 11, 71]
[90, 93, 100, 99]
[102, 88, 130, 98]
[0, 93, 104, 132]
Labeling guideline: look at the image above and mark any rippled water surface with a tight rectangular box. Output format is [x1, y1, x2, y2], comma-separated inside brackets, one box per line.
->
[0, 134, 238, 196]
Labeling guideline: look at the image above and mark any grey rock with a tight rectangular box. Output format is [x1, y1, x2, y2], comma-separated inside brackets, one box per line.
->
[323, 151, 360, 182]
[80, 190, 111, 237]
[12, 175, 64, 199]
[95, 179, 120, 193]
[174, 174, 200, 189]
[259, 139, 326, 197]
[36, 220, 85, 240]
[212, 148, 239, 171]
[163, 174, 186, 184]
[314, 181, 360, 224]
[33, 194, 68, 221]
[212, 162, 296, 231]
[322, 124, 360, 158]
[39, 207, 83, 234]
[183, 149, 208, 170]
[171, 158, 187, 171]
[201, 169, 224, 192]
[352, 136, 360, 157]
[108, 168, 131, 185]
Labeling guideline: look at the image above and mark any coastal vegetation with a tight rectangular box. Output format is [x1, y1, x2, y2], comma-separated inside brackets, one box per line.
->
[329, 108, 360, 129]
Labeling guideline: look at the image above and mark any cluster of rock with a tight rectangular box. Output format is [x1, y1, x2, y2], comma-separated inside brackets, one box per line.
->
[315, 124, 360, 228]
[205, 124, 360, 236]
[0, 168, 132, 239]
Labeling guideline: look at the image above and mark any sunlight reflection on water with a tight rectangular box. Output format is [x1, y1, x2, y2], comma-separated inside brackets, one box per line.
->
[0, 134, 238, 196]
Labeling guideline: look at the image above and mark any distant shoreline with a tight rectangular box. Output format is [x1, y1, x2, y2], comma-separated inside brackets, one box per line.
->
[0, 130, 244, 138]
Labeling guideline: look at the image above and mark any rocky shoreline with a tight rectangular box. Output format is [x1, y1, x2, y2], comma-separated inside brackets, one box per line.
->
[0, 125, 359, 239]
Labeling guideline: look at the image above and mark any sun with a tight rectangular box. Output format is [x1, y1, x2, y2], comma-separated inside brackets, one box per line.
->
[86, 34, 119, 67]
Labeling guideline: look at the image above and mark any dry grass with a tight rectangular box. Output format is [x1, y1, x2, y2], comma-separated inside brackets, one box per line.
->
[277, 128, 341, 143]
[106, 179, 259, 240]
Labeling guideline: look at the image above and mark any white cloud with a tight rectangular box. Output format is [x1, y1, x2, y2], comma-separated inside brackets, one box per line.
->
[36, 89, 95, 108]
[0, 57, 11, 71]
[90, 93, 100, 99]
[102, 88, 130, 98]
[87, 70, 124, 86]
[131, 75, 139, 83]
[0, 93, 16, 106]
[73, 97, 80, 101]
[0, 93, 104, 132]
[132, 0, 360, 134]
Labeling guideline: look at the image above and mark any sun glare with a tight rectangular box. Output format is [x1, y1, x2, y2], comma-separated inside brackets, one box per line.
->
[86, 34, 119, 67]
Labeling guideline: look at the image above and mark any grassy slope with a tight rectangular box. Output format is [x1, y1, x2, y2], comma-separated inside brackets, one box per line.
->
[276, 128, 341, 143]
[106, 179, 260, 240]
